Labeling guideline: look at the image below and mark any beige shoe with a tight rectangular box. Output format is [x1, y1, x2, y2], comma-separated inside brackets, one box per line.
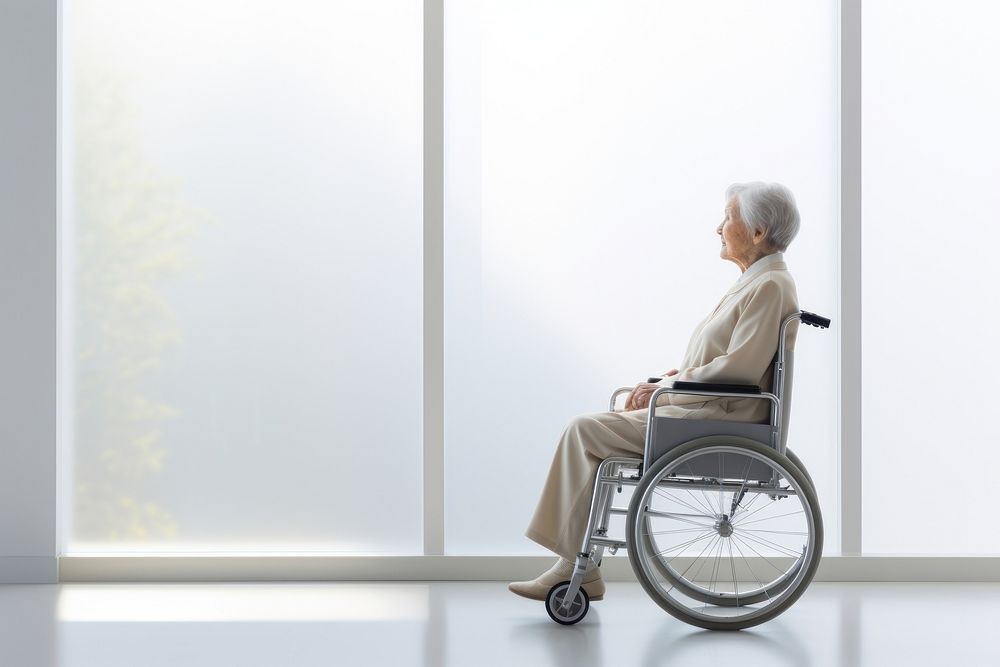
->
[508, 558, 605, 602]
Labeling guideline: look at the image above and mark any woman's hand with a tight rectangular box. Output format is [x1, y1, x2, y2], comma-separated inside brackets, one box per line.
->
[624, 369, 680, 411]
[625, 383, 660, 410]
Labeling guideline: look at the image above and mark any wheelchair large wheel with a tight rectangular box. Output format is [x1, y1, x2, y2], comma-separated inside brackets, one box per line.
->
[626, 436, 822, 631]
[635, 443, 820, 608]
[785, 448, 815, 494]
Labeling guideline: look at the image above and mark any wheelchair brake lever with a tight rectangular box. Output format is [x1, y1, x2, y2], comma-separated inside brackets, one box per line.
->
[730, 486, 748, 515]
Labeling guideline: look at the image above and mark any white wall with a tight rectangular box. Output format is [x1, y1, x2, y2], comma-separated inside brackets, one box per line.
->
[0, 0, 58, 583]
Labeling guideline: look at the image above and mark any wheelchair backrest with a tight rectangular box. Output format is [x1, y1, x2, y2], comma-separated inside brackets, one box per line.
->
[648, 310, 828, 463]
[772, 310, 831, 452]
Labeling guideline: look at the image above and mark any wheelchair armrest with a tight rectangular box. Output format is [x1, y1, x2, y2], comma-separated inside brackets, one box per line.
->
[670, 380, 761, 395]
[610, 378, 762, 412]
[609, 385, 637, 412]
[610, 376, 682, 411]
[648, 384, 778, 408]
[611, 379, 771, 413]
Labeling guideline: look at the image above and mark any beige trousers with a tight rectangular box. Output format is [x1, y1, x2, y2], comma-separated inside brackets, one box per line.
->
[525, 409, 651, 561]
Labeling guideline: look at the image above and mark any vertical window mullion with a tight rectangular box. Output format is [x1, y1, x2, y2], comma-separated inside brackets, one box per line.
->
[423, 0, 445, 556]
[840, 0, 863, 555]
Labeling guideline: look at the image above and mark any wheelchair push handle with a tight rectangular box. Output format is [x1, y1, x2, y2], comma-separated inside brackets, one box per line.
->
[799, 310, 831, 329]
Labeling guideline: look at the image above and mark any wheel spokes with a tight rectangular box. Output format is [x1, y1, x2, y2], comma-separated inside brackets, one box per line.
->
[633, 444, 817, 625]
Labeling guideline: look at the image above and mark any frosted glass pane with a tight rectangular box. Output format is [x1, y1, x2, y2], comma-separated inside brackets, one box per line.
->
[445, 1, 839, 554]
[62, 0, 422, 552]
[862, 1, 1000, 553]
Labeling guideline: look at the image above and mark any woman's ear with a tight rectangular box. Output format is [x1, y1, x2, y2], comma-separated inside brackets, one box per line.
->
[752, 227, 767, 245]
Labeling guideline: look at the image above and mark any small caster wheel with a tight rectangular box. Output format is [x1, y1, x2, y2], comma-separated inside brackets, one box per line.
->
[545, 580, 590, 625]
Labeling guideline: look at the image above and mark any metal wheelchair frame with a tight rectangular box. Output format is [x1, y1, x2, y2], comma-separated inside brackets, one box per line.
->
[546, 309, 830, 629]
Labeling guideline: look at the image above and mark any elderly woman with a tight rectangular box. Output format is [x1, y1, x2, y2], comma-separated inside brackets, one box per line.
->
[509, 181, 801, 601]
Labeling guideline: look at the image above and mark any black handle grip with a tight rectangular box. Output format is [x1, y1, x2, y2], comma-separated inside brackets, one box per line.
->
[800, 310, 831, 329]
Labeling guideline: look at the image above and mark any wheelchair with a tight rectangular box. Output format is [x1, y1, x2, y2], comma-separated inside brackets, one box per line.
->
[544, 309, 831, 631]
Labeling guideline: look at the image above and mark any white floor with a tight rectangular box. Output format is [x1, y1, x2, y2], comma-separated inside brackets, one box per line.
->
[1, 581, 997, 666]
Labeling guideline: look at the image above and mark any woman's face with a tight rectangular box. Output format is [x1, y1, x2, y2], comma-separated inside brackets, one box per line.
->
[716, 197, 764, 271]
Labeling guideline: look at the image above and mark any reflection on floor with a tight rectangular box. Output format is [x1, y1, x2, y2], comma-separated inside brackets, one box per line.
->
[0, 581, 997, 666]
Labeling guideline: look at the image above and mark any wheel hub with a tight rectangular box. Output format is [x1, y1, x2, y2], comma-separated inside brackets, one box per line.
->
[714, 514, 734, 538]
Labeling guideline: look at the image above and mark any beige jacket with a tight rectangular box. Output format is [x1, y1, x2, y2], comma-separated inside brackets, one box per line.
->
[636, 252, 799, 426]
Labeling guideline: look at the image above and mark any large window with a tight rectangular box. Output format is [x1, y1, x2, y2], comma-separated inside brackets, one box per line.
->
[62, 0, 423, 553]
[861, 0, 1000, 553]
[64, 0, 1000, 561]
[443, 0, 840, 554]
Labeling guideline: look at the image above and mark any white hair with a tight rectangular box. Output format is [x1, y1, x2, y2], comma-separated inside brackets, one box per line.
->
[724, 182, 800, 252]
